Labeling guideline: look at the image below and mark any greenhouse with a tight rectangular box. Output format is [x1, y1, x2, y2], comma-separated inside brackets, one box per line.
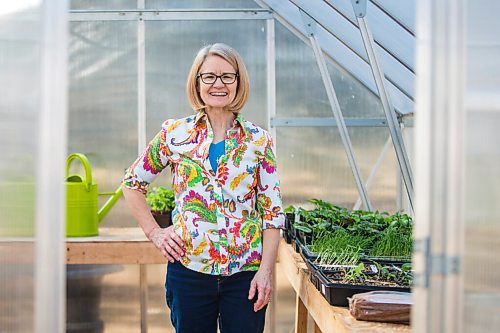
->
[1, 0, 499, 332]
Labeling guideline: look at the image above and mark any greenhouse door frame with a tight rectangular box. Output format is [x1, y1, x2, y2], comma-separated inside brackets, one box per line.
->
[413, 1, 465, 332]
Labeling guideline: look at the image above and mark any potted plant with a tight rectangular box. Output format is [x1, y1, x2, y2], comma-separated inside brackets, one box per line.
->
[145, 186, 175, 228]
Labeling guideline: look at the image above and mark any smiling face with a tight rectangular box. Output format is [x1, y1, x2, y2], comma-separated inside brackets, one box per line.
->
[198, 55, 238, 112]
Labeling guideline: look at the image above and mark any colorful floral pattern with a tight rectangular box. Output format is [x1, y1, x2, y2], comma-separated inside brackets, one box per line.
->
[123, 112, 284, 276]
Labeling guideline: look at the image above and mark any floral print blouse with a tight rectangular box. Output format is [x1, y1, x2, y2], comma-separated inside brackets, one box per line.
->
[123, 111, 284, 276]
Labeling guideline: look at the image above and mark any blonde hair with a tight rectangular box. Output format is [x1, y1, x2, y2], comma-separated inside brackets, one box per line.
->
[186, 43, 250, 113]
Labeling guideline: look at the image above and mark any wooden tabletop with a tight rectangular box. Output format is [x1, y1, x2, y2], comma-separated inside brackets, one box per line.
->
[66, 227, 166, 265]
[1, 227, 165, 264]
[278, 239, 411, 333]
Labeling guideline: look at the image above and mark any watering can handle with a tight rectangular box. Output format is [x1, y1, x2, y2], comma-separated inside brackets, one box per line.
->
[66, 153, 93, 191]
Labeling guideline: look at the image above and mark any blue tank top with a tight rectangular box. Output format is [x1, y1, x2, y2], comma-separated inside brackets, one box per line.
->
[209, 140, 225, 173]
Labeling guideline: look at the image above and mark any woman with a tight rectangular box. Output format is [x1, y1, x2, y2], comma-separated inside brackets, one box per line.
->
[122, 43, 284, 333]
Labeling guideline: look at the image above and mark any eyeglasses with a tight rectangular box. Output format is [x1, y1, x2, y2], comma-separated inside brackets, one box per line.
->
[197, 72, 239, 85]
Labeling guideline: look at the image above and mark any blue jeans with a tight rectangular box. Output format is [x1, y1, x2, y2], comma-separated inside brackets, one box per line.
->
[165, 261, 267, 333]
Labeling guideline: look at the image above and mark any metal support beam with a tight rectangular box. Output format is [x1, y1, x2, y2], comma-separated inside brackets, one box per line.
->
[300, 9, 372, 211]
[352, 4, 414, 210]
[36, 1, 68, 332]
[270, 117, 392, 127]
[137, 3, 149, 332]
[267, 19, 277, 141]
[138, 0, 146, 153]
[69, 9, 272, 21]
[266, 17, 277, 333]
[350, 0, 367, 18]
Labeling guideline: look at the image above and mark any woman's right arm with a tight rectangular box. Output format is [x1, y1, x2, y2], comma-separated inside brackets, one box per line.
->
[122, 186, 159, 237]
[121, 120, 184, 262]
[122, 186, 185, 262]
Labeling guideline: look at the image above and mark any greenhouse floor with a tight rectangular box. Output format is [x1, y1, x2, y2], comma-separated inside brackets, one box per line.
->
[96, 260, 298, 333]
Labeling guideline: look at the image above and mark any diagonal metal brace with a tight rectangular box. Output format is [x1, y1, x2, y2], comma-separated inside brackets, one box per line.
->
[299, 9, 316, 37]
[351, 0, 367, 18]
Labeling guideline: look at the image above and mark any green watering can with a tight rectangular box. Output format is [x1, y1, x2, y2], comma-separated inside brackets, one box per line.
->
[66, 153, 123, 237]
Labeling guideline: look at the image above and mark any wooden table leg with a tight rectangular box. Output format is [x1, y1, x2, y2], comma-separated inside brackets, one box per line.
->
[295, 294, 308, 333]
[140, 264, 148, 333]
[267, 265, 277, 333]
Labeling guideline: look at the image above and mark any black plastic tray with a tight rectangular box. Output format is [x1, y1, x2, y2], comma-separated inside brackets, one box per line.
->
[283, 230, 293, 244]
[284, 212, 297, 240]
[316, 269, 411, 307]
[294, 238, 318, 262]
[304, 259, 322, 291]
[360, 255, 412, 266]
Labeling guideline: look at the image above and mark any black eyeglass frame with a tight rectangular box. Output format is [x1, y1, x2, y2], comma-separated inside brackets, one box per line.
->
[197, 72, 239, 85]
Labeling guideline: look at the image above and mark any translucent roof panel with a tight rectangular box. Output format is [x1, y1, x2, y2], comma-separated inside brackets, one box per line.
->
[259, 0, 415, 114]
[275, 20, 385, 119]
[371, 0, 415, 33]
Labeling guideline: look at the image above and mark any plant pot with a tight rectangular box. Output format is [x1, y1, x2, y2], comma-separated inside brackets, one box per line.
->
[152, 211, 172, 228]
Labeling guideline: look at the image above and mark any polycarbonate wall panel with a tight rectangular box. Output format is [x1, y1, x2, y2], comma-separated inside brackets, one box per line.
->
[347, 127, 398, 212]
[68, 21, 137, 227]
[146, 0, 260, 9]
[275, 21, 385, 119]
[277, 127, 358, 208]
[466, 2, 500, 93]
[275, 22, 330, 118]
[464, 2, 500, 330]
[464, 113, 500, 331]
[277, 125, 398, 212]
[0, 3, 39, 332]
[71, 0, 137, 10]
[326, 61, 385, 118]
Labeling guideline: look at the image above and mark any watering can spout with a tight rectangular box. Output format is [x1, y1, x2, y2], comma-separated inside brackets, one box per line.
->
[98, 186, 123, 223]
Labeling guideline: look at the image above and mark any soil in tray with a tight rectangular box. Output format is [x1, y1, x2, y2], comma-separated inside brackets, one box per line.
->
[324, 276, 403, 288]
[322, 266, 412, 289]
